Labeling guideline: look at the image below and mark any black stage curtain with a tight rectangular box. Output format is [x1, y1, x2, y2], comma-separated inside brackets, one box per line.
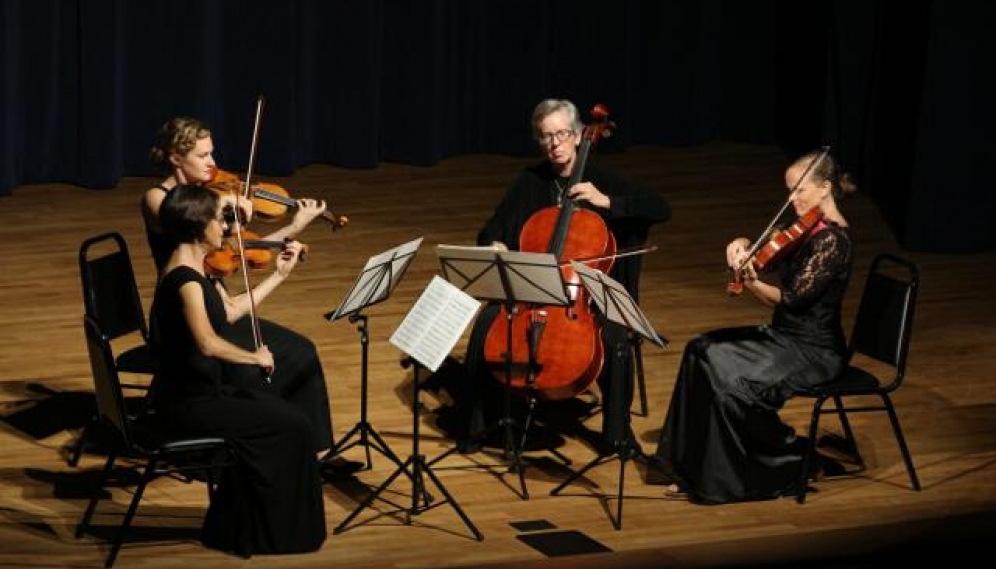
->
[1, 0, 993, 252]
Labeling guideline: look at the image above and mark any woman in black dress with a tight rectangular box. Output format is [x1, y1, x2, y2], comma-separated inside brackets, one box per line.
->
[654, 149, 856, 504]
[144, 117, 358, 473]
[149, 184, 324, 555]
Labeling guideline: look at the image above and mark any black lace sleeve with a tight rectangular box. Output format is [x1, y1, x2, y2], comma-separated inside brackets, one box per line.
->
[779, 228, 850, 311]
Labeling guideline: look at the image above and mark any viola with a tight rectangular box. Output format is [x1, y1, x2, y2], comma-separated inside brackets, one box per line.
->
[727, 207, 824, 295]
[482, 103, 616, 400]
[206, 166, 348, 230]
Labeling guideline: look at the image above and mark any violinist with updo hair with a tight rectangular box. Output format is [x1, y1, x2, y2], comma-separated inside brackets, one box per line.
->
[144, 116, 361, 476]
[144, 117, 326, 274]
[653, 148, 858, 504]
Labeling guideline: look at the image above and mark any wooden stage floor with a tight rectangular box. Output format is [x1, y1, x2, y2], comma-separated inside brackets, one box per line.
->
[1, 143, 994, 568]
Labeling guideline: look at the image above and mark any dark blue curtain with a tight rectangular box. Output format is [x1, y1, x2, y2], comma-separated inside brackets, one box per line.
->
[2, 0, 994, 251]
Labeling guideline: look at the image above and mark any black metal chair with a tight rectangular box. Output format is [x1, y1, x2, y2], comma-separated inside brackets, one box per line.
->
[795, 253, 922, 503]
[75, 315, 233, 568]
[79, 232, 154, 377]
[72, 232, 155, 466]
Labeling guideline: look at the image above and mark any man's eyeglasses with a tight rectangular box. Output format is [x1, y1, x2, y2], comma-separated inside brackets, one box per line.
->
[536, 129, 575, 146]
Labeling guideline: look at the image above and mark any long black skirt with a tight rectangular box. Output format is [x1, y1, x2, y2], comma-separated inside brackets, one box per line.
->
[224, 317, 334, 453]
[161, 388, 326, 556]
[655, 325, 843, 504]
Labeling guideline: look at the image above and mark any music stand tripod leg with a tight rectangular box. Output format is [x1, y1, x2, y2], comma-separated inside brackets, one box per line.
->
[549, 332, 664, 530]
[333, 314, 404, 470]
[517, 314, 572, 468]
[452, 304, 529, 499]
[517, 389, 573, 467]
[336, 360, 482, 540]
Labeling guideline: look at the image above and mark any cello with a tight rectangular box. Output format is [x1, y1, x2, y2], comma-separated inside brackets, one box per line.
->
[482, 104, 616, 400]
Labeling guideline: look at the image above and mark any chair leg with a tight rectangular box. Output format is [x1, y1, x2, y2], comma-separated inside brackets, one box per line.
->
[880, 394, 921, 491]
[105, 458, 157, 568]
[632, 341, 648, 417]
[797, 397, 826, 504]
[77, 451, 118, 538]
[831, 395, 864, 467]
[68, 422, 91, 467]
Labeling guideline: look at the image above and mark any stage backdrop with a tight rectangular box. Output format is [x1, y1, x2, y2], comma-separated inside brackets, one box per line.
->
[1, 0, 993, 252]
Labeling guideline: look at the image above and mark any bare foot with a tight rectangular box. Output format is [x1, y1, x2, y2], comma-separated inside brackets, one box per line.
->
[664, 483, 689, 500]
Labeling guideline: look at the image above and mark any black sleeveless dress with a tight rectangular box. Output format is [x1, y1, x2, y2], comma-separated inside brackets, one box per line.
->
[150, 266, 326, 555]
[144, 189, 334, 452]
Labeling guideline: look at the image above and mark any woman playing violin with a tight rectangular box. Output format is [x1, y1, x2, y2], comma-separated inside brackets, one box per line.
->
[653, 149, 857, 504]
[457, 99, 671, 451]
[144, 117, 327, 273]
[144, 117, 360, 476]
[150, 184, 324, 555]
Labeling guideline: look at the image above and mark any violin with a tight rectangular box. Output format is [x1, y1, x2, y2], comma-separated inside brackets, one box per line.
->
[204, 229, 308, 278]
[206, 166, 348, 230]
[482, 103, 616, 400]
[726, 146, 831, 296]
[726, 207, 823, 295]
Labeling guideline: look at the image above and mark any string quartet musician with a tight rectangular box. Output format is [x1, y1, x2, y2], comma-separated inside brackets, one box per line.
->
[457, 99, 671, 452]
[145, 116, 360, 475]
[149, 184, 324, 555]
[653, 149, 857, 504]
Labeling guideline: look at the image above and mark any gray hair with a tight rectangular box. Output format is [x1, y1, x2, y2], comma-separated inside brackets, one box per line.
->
[531, 99, 581, 139]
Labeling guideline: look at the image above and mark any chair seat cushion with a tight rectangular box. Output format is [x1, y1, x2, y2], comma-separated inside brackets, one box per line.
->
[801, 365, 881, 396]
[115, 345, 155, 374]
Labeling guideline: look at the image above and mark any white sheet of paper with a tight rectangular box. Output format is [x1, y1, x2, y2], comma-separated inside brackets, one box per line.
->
[389, 275, 482, 372]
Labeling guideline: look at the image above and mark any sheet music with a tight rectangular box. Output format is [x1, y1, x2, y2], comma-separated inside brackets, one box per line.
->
[571, 261, 666, 348]
[365, 236, 423, 276]
[434, 244, 500, 252]
[436, 245, 569, 306]
[389, 275, 482, 372]
[329, 236, 423, 320]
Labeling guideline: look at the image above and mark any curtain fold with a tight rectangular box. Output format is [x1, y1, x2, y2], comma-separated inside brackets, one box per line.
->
[2, 0, 993, 251]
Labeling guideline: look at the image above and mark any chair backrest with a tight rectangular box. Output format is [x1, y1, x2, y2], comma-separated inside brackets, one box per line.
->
[79, 232, 148, 342]
[83, 314, 134, 449]
[848, 253, 920, 387]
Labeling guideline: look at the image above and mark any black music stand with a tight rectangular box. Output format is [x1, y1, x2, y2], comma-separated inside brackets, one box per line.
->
[549, 261, 668, 530]
[432, 245, 571, 500]
[324, 237, 423, 470]
[335, 276, 483, 540]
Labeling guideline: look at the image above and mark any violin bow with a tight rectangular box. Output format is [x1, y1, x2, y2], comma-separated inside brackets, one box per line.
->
[738, 145, 830, 266]
[231, 95, 271, 380]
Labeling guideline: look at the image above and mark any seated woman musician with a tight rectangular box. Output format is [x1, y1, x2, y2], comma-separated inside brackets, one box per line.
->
[653, 148, 857, 504]
[145, 116, 358, 474]
[459, 98, 670, 451]
[149, 184, 325, 555]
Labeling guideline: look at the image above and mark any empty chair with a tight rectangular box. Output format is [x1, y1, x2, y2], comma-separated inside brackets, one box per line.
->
[795, 253, 922, 503]
[72, 232, 155, 466]
[78, 232, 154, 376]
[75, 314, 232, 568]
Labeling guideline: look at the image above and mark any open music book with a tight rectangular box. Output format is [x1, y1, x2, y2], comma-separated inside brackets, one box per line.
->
[389, 275, 481, 372]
